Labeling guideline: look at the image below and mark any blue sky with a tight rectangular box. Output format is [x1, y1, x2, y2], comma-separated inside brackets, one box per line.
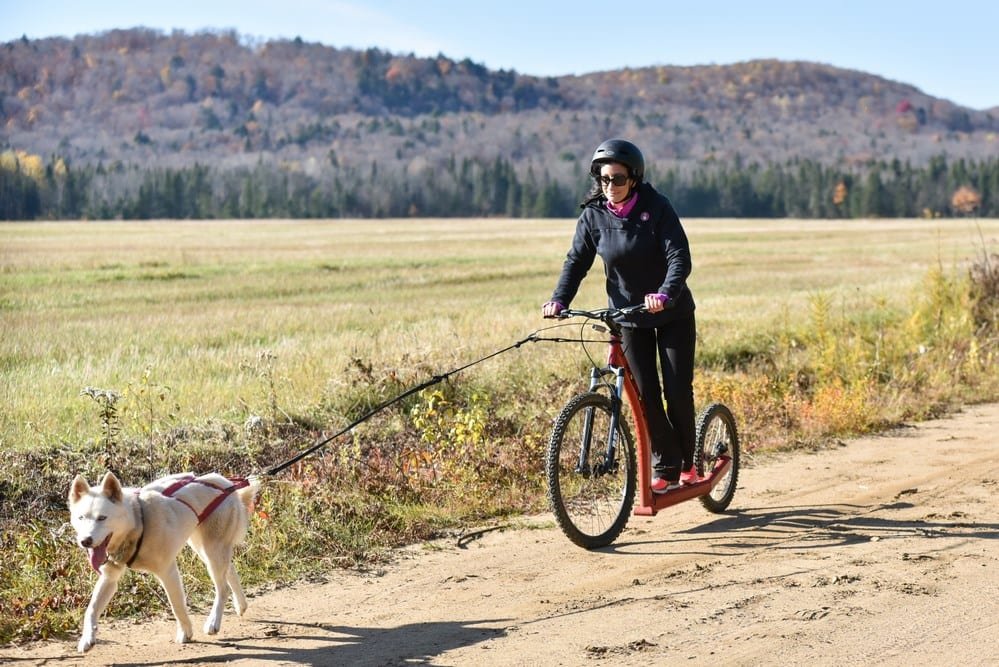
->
[3, 0, 998, 110]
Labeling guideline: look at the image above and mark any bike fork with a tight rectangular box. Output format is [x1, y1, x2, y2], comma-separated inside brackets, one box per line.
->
[605, 367, 625, 469]
[575, 367, 624, 476]
[574, 367, 602, 473]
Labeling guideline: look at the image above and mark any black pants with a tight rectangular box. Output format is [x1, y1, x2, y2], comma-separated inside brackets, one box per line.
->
[621, 316, 696, 481]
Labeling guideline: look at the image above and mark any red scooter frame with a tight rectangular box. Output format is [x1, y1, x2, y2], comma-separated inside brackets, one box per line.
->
[606, 331, 733, 516]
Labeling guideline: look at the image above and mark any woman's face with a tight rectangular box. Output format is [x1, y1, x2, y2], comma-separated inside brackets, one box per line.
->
[599, 162, 634, 204]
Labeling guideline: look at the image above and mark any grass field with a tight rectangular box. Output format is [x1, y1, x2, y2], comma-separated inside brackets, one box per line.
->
[2, 217, 997, 453]
[2, 216, 997, 644]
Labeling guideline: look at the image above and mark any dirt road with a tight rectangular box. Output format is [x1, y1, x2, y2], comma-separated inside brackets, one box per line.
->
[6, 403, 999, 666]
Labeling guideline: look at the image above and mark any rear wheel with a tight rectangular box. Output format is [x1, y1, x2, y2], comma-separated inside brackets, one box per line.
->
[546, 392, 636, 549]
[694, 403, 739, 513]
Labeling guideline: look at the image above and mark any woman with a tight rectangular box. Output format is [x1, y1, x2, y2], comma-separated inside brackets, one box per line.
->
[542, 138, 697, 493]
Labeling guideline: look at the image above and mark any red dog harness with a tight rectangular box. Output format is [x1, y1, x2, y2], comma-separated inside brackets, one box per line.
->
[116, 475, 249, 568]
[160, 475, 251, 524]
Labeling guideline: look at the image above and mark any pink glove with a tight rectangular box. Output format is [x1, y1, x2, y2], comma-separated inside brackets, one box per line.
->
[542, 300, 565, 318]
[644, 293, 670, 313]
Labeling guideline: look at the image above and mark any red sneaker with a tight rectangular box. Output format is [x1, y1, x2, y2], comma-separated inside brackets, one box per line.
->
[680, 466, 700, 485]
[651, 477, 679, 494]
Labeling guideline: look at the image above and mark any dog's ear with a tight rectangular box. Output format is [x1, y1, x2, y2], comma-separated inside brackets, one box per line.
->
[69, 474, 91, 505]
[99, 471, 124, 503]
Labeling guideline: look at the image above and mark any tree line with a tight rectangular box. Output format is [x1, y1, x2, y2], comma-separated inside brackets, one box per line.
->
[2, 152, 995, 221]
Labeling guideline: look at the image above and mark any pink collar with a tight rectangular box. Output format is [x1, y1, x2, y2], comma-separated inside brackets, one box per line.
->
[606, 192, 638, 218]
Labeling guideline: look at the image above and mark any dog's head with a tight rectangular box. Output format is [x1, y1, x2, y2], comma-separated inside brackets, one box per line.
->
[68, 472, 128, 572]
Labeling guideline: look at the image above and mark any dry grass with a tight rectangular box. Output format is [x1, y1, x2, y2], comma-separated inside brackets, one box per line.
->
[2, 217, 997, 453]
[2, 216, 998, 644]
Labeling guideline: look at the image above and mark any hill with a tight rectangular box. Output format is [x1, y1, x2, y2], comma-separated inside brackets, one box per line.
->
[2, 27, 997, 178]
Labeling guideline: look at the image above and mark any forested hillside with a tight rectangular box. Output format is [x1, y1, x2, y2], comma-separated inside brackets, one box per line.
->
[2, 28, 997, 219]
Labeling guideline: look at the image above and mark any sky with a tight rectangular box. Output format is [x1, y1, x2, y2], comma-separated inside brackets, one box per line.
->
[3, 0, 998, 110]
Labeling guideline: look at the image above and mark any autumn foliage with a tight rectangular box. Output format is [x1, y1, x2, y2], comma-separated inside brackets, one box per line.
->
[951, 185, 982, 214]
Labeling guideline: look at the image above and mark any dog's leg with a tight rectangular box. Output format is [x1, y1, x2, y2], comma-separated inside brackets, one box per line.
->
[201, 544, 234, 635]
[78, 564, 124, 653]
[155, 561, 194, 644]
[227, 562, 249, 616]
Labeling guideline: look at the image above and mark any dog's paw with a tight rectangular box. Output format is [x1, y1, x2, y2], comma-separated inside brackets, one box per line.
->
[204, 616, 221, 635]
[77, 635, 95, 653]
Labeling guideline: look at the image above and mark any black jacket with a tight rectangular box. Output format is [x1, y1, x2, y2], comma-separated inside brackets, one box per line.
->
[550, 182, 695, 328]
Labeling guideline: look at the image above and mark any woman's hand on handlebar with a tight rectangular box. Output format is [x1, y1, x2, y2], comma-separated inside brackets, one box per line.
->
[644, 293, 670, 314]
[542, 300, 565, 318]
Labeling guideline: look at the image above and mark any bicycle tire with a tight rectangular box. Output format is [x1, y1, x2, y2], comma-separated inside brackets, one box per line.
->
[694, 402, 740, 513]
[546, 392, 636, 549]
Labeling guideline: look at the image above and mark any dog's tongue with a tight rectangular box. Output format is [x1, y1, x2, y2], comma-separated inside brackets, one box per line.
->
[87, 535, 111, 572]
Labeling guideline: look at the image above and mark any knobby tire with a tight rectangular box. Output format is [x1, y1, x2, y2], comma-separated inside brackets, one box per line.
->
[694, 402, 740, 512]
[546, 392, 636, 549]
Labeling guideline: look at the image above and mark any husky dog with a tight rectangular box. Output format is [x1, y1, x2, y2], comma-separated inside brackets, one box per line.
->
[68, 471, 260, 653]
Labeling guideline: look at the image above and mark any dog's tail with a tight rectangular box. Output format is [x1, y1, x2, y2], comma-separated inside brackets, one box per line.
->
[238, 474, 264, 513]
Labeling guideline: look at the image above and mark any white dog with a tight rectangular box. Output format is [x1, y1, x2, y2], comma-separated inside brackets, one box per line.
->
[68, 471, 260, 653]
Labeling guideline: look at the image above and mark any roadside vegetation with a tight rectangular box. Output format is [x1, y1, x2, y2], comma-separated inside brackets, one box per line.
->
[1, 217, 997, 644]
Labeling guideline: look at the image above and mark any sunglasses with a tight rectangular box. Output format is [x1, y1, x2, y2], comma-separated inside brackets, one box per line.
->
[599, 174, 630, 187]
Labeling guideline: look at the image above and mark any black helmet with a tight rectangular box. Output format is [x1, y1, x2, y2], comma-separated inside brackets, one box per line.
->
[590, 139, 645, 182]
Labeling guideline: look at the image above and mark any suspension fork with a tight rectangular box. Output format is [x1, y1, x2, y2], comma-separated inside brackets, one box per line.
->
[575, 366, 624, 475]
[604, 366, 626, 471]
[574, 367, 601, 473]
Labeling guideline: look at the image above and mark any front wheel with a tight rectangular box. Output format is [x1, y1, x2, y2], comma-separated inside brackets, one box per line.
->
[694, 403, 740, 513]
[546, 392, 636, 549]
